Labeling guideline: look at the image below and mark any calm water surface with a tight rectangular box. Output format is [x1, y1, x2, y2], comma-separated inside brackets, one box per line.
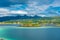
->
[0, 25, 60, 40]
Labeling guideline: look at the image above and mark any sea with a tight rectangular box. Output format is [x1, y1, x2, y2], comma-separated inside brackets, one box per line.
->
[0, 25, 60, 40]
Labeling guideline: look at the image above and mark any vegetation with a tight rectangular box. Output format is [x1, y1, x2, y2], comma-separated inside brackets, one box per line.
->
[0, 17, 60, 27]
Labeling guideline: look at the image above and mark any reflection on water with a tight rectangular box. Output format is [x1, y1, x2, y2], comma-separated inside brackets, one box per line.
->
[0, 25, 60, 40]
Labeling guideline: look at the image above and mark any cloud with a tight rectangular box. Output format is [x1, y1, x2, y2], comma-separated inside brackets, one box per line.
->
[24, 0, 60, 17]
[0, 8, 9, 14]
[0, 0, 60, 17]
[37, 14, 46, 17]
[0, 8, 14, 17]
[28, 0, 54, 5]
[25, 1, 50, 15]
[7, 2, 50, 17]
[10, 10, 28, 14]
[9, 0, 28, 4]
[9, 4, 27, 10]
[50, 0, 60, 7]
[0, 8, 28, 17]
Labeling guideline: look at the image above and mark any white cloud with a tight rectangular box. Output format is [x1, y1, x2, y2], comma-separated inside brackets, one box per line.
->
[0, 8, 28, 17]
[25, 0, 60, 17]
[37, 14, 46, 17]
[0, 8, 10, 17]
[0, 8, 9, 14]
[49, 0, 60, 7]
[10, 10, 28, 14]
[1, 0, 60, 17]
[25, 1, 50, 16]
[10, 4, 23, 8]
[50, 2, 60, 7]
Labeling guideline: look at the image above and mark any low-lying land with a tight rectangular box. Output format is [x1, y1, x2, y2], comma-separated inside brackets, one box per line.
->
[0, 16, 60, 27]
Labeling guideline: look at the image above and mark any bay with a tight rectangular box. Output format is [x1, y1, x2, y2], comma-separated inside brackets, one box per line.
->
[0, 25, 60, 40]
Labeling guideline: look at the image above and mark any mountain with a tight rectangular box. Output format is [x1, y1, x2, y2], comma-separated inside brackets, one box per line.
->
[0, 15, 54, 22]
[0, 15, 42, 22]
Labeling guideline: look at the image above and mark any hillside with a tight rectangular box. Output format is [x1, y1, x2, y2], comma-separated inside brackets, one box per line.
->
[0, 16, 60, 27]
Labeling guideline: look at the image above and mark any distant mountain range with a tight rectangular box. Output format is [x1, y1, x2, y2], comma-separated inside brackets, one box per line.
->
[0, 15, 53, 22]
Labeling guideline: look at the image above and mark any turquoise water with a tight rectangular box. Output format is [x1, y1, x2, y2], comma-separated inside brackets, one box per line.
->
[0, 26, 60, 40]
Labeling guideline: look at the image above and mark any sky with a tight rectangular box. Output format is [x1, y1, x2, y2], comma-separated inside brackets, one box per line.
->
[0, 0, 60, 17]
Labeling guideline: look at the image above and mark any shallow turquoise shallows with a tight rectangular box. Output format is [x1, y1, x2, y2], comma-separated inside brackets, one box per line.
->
[0, 26, 60, 40]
